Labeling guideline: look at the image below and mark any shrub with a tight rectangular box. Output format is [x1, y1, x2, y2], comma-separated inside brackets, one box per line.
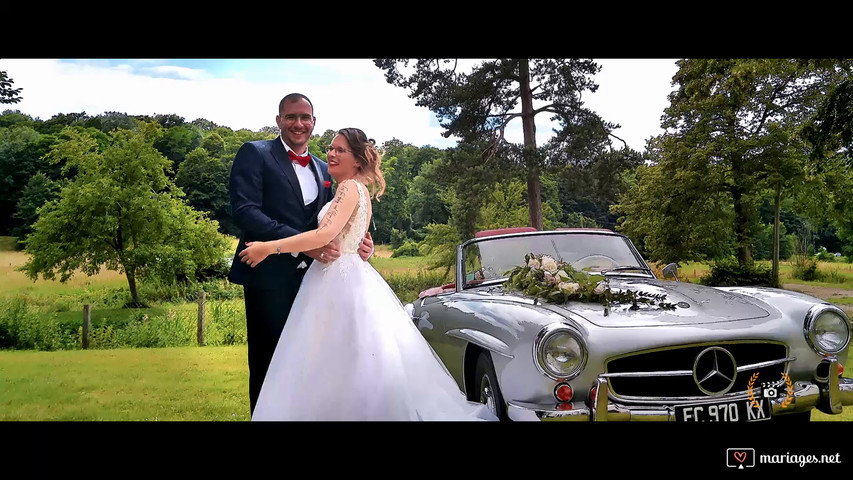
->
[699, 258, 773, 287]
[816, 247, 835, 262]
[792, 257, 826, 282]
[827, 268, 846, 285]
[114, 309, 194, 348]
[204, 300, 247, 346]
[390, 228, 408, 249]
[392, 240, 422, 258]
[0, 298, 75, 351]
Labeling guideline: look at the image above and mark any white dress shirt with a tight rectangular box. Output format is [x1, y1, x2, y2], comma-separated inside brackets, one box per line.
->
[280, 136, 319, 206]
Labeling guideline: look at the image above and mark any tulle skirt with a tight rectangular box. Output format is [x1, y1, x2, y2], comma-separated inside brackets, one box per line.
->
[252, 254, 497, 421]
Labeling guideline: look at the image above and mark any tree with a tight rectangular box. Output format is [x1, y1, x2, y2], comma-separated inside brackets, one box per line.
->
[0, 125, 64, 235]
[11, 173, 62, 249]
[614, 59, 841, 272]
[0, 69, 22, 104]
[153, 124, 203, 171]
[375, 59, 616, 230]
[21, 124, 230, 306]
[191, 118, 221, 132]
[200, 132, 225, 156]
[175, 147, 234, 236]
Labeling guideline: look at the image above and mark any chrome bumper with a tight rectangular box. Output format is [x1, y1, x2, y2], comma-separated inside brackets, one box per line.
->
[507, 366, 853, 422]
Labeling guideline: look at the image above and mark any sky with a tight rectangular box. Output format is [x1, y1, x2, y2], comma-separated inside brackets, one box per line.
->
[0, 58, 679, 152]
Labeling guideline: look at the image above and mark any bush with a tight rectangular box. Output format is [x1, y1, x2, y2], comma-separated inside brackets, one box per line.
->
[390, 228, 408, 249]
[792, 257, 826, 282]
[816, 247, 835, 262]
[827, 268, 846, 285]
[204, 300, 247, 346]
[0, 298, 75, 351]
[699, 258, 774, 287]
[114, 309, 195, 348]
[392, 240, 422, 258]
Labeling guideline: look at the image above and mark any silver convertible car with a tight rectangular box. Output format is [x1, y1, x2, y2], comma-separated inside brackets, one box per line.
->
[404, 228, 853, 422]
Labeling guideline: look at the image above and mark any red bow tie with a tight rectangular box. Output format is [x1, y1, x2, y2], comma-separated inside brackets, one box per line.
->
[288, 150, 310, 167]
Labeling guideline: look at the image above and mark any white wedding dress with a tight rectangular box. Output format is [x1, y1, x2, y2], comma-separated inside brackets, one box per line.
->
[252, 179, 497, 421]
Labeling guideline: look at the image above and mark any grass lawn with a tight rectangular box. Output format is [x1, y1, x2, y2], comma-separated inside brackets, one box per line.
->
[3, 236, 853, 421]
[0, 345, 848, 421]
[0, 346, 250, 421]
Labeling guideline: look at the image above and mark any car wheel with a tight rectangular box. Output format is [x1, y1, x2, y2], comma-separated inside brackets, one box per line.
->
[474, 351, 508, 421]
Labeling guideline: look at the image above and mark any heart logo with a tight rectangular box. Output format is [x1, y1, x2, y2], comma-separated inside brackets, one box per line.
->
[734, 451, 747, 463]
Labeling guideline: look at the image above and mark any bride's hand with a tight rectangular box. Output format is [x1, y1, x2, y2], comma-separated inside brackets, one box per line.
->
[239, 241, 274, 268]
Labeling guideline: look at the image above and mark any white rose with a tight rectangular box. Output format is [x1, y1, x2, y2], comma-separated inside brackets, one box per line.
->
[556, 270, 570, 280]
[558, 282, 580, 294]
[594, 283, 607, 295]
[541, 256, 558, 273]
[528, 258, 541, 269]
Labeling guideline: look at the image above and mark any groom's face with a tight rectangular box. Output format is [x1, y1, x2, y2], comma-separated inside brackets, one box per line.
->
[276, 98, 315, 153]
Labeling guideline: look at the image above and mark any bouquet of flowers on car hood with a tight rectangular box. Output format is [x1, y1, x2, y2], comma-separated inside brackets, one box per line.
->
[504, 253, 674, 310]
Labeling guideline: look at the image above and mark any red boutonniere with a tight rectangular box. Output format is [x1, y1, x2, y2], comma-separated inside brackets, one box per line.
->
[324, 180, 332, 188]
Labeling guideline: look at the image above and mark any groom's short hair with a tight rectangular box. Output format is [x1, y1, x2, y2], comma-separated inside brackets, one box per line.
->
[279, 93, 314, 115]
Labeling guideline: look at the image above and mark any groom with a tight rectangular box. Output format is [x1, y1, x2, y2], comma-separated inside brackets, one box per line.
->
[228, 93, 373, 415]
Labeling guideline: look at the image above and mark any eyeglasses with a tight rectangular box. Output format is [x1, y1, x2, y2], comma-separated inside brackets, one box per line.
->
[281, 114, 314, 124]
[324, 144, 353, 155]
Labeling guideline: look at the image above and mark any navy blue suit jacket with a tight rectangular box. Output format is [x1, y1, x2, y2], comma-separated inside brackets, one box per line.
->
[227, 138, 333, 290]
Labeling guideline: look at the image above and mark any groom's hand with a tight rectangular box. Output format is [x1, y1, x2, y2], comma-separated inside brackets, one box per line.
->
[358, 232, 374, 262]
[239, 241, 275, 268]
[305, 242, 340, 264]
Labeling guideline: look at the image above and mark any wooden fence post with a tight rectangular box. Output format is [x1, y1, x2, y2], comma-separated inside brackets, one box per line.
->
[197, 292, 206, 346]
[82, 304, 91, 349]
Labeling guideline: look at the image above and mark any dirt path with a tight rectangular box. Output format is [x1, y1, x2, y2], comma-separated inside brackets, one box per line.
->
[783, 283, 853, 316]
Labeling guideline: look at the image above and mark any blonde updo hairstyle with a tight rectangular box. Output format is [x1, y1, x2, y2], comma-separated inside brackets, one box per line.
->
[337, 127, 385, 200]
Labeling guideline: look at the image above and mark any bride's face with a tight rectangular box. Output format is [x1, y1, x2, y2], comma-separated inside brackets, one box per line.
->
[326, 134, 360, 181]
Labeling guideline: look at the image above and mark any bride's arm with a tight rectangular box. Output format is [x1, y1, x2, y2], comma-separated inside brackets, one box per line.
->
[239, 181, 359, 267]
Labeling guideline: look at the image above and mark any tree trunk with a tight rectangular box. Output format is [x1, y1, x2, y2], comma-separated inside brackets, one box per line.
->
[730, 149, 753, 267]
[772, 183, 781, 288]
[126, 269, 140, 305]
[519, 59, 543, 230]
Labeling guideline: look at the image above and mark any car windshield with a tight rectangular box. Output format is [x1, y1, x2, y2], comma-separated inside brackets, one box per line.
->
[462, 233, 649, 288]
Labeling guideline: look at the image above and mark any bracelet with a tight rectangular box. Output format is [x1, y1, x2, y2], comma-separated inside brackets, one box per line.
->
[276, 245, 281, 255]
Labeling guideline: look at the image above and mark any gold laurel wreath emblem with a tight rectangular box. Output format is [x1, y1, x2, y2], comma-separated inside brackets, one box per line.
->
[747, 372, 794, 409]
[747, 372, 760, 409]
[780, 373, 794, 408]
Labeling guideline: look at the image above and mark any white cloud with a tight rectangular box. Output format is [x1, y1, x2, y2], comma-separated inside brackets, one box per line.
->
[0, 58, 677, 152]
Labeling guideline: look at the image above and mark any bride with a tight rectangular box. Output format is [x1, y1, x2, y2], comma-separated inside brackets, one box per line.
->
[239, 128, 496, 421]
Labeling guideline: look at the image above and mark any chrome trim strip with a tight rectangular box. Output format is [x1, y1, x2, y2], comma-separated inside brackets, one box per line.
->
[601, 357, 794, 378]
[592, 376, 609, 421]
[446, 329, 514, 359]
[736, 357, 796, 372]
[506, 401, 590, 421]
[602, 370, 694, 378]
[605, 339, 788, 364]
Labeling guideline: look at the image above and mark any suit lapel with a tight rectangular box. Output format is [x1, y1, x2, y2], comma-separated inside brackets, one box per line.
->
[271, 138, 305, 206]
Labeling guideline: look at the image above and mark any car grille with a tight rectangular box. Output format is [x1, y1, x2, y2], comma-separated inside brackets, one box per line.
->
[605, 342, 788, 401]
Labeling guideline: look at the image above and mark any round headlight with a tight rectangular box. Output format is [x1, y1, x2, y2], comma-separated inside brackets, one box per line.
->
[535, 324, 587, 380]
[805, 305, 851, 355]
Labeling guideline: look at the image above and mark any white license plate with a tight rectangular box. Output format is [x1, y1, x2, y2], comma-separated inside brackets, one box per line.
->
[675, 399, 773, 422]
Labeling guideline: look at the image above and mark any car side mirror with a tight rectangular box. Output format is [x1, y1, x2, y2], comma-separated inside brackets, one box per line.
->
[662, 263, 679, 282]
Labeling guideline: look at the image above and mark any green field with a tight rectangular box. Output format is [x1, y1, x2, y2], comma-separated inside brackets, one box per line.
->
[0, 346, 249, 421]
[3, 236, 853, 421]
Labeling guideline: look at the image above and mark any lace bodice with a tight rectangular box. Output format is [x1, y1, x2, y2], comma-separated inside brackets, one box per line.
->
[317, 179, 369, 255]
